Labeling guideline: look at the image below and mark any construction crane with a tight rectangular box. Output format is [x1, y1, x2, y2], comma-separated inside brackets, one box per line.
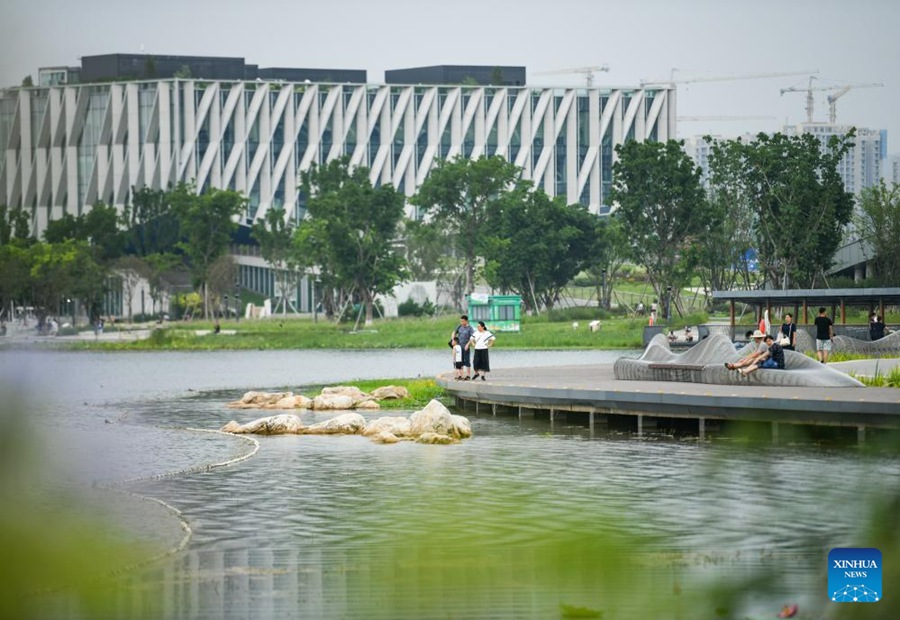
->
[677, 115, 776, 122]
[640, 69, 818, 87]
[780, 77, 884, 123]
[532, 65, 610, 88]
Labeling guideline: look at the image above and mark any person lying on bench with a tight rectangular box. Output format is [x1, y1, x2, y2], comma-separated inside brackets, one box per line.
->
[734, 334, 785, 376]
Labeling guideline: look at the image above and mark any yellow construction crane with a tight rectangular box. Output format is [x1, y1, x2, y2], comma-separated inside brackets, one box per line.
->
[532, 65, 610, 88]
[780, 77, 884, 123]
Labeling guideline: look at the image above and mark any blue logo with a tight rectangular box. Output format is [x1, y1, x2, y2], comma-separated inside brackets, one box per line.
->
[828, 548, 881, 603]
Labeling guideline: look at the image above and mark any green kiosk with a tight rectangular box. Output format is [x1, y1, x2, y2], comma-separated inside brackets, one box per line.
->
[467, 294, 522, 332]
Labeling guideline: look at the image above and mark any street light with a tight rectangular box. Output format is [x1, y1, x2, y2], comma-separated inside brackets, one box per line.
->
[601, 269, 608, 310]
[223, 294, 229, 319]
[234, 286, 241, 323]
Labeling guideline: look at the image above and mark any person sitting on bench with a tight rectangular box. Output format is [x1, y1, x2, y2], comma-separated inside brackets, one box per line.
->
[725, 330, 767, 371]
[735, 334, 785, 376]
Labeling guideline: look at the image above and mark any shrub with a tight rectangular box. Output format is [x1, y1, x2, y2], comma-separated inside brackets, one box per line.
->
[398, 297, 436, 318]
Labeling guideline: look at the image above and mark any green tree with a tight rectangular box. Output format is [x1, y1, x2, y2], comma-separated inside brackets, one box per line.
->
[297, 158, 407, 326]
[584, 215, 629, 310]
[252, 207, 299, 315]
[855, 180, 900, 283]
[0, 244, 30, 319]
[403, 218, 448, 281]
[708, 131, 854, 288]
[0, 205, 32, 245]
[484, 186, 595, 311]
[123, 186, 181, 256]
[411, 155, 522, 304]
[144, 252, 182, 318]
[21, 75, 33, 87]
[610, 139, 706, 316]
[27, 240, 106, 327]
[170, 184, 246, 319]
[702, 137, 759, 299]
[43, 202, 124, 261]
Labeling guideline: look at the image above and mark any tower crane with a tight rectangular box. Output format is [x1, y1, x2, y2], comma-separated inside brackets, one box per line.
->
[532, 65, 610, 88]
[780, 77, 883, 123]
[640, 69, 818, 87]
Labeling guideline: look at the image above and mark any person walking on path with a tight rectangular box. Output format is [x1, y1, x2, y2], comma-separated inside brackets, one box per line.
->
[814, 307, 834, 364]
[780, 313, 797, 351]
[470, 321, 496, 381]
[451, 315, 475, 380]
[725, 330, 768, 371]
[451, 337, 464, 380]
[737, 334, 786, 376]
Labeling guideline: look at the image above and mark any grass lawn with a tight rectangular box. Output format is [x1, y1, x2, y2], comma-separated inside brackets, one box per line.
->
[70, 312, 651, 351]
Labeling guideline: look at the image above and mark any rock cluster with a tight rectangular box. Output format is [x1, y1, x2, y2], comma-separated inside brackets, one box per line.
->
[227, 385, 410, 411]
[221, 399, 472, 445]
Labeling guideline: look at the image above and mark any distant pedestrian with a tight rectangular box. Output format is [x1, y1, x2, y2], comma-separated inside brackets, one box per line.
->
[814, 307, 834, 364]
[214, 319, 221, 334]
[470, 321, 496, 381]
[451, 315, 475, 380]
[451, 337, 464, 380]
[871, 315, 885, 341]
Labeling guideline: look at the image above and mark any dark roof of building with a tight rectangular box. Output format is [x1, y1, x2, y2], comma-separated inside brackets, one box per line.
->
[712, 288, 900, 306]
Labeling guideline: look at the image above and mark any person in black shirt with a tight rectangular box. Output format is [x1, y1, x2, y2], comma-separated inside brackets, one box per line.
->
[871, 315, 886, 341]
[813, 307, 834, 364]
[739, 334, 785, 375]
[780, 313, 797, 351]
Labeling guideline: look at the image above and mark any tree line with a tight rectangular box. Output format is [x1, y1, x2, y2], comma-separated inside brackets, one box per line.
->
[2, 129, 898, 330]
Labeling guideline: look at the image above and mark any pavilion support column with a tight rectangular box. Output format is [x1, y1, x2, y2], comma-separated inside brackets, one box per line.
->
[802, 299, 808, 324]
[729, 300, 735, 328]
[840, 298, 846, 324]
[880, 298, 885, 321]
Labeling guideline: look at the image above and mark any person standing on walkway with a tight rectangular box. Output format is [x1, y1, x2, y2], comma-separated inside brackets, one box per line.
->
[470, 321, 496, 381]
[780, 313, 797, 351]
[814, 307, 834, 364]
[451, 315, 475, 380]
[451, 337, 464, 380]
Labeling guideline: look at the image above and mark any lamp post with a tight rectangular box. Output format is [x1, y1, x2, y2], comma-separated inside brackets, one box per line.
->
[223, 294, 229, 320]
[601, 269, 608, 310]
[234, 286, 241, 323]
[666, 286, 672, 322]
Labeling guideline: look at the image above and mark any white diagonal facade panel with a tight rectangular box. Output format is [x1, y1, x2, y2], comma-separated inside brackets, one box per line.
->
[0, 79, 675, 238]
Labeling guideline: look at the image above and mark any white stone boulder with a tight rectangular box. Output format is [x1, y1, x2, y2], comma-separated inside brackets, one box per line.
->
[415, 432, 458, 445]
[371, 431, 401, 444]
[311, 393, 355, 411]
[355, 399, 381, 410]
[322, 385, 371, 400]
[305, 412, 367, 435]
[221, 413, 305, 435]
[274, 394, 313, 409]
[228, 391, 293, 408]
[363, 416, 412, 438]
[409, 399, 472, 439]
[372, 385, 410, 400]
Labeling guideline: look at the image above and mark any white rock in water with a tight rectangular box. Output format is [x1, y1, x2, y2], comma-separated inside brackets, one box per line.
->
[321, 385, 370, 399]
[354, 399, 381, 410]
[363, 416, 412, 437]
[305, 412, 367, 435]
[274, 394, 312, 409]
[371, 431, 400, 444]
[415, 432, 458, 445]
[409, 399, 467, 438]
[371, 385, 409, 400]
[221, 413, 305, 435]
[449, 414, 473, 439]
[311, 393, 355, 410]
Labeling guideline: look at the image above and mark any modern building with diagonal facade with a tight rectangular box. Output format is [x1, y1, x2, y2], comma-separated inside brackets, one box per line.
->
[1, 59, 675, 312]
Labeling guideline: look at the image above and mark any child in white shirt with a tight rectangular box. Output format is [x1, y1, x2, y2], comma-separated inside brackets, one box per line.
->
[451, 337, 464, 380]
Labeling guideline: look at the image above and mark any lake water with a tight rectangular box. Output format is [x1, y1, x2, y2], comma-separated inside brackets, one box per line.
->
[2, 349, 898, 619]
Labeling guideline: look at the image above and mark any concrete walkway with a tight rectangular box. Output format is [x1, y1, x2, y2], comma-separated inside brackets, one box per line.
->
[438, 362, 900, 429]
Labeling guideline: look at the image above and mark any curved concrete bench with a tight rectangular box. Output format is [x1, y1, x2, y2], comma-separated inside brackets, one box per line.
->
[833, 330, 900, 355]
[614, 333, 864, 387]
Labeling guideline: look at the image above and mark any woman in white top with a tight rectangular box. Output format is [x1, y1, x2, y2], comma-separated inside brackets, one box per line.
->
[470, 321, 496, 381]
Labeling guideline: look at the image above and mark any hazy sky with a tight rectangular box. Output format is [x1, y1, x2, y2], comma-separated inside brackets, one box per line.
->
[2, 0, 897, 150]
